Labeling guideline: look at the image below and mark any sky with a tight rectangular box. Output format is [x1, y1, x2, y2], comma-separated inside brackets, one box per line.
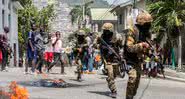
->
[105, 0, 130, 5]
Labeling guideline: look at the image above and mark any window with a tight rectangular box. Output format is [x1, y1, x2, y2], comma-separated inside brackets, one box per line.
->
[8, 2, 11, 10]
[8, 14, 11, 30]
[2, 10, 5, 28]
[2, 0, 5, 5]
[119, 14, 123, 24]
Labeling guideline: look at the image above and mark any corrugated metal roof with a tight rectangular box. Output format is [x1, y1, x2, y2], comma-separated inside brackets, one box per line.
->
[61, 0, 109, 8]
[111, 0, 143, 12]
[91, 8, 117, 21]
[114, 0, 131, 5]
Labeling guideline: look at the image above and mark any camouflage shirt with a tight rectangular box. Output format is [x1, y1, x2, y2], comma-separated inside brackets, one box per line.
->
[124, 29, 143, 65]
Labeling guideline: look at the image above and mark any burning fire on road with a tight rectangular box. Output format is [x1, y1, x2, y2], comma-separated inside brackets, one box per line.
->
[0, 81, 29, 99]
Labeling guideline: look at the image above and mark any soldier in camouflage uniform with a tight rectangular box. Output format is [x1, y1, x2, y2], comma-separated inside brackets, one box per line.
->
[125, 12, 153, 99]
[74, 29, 88, 81]
[96, 23, 124, 98]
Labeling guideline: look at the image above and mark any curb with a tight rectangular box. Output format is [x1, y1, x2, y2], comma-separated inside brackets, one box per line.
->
[158, 75, 185, 83]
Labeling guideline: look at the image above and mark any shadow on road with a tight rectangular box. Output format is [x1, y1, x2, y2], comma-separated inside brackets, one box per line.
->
[69, 78, 85, 82]
[88, 91, 111, 98]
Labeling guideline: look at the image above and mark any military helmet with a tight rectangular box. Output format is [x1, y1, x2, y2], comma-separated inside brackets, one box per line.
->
[102, 23, 114, 32]
[77, 29, 86, 35]
[136, 12, 153, 25]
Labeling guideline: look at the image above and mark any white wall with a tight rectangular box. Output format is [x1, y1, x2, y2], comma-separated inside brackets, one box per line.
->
[114, 0, 146, 33]
[0, 0, 19, 67]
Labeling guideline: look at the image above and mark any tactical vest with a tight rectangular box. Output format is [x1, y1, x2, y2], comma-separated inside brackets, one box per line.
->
[100, 33, 120, 63]
[124, 32, 140, 65]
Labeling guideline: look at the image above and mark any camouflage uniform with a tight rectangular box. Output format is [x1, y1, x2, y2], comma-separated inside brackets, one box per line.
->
[124, 29, 143, 99]
[96, 23, 124, 97]
[125, 12, 153, 99]
[74, 30, 88, 81]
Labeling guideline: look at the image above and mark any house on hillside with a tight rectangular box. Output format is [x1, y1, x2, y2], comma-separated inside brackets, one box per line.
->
[90, 8, 117, 32]
[0, 0, 23, 67]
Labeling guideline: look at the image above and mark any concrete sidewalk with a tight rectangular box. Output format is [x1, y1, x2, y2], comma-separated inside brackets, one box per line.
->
[158, 68, 185, 83]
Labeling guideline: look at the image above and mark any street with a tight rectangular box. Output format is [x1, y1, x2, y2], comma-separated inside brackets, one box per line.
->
[1, 0, 185, 99]
[0, 67, 185, 99]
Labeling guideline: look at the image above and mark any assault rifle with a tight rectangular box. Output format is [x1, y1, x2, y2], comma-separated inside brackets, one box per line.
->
[99, 37, 128, 78]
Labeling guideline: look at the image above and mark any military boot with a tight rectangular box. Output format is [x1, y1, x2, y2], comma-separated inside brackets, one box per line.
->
[109, 92, 117, 98]
[126, 96, 133, 99]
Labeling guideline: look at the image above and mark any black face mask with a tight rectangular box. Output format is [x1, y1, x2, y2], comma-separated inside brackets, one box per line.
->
[102, 30, 113, 42]
[77, 35, 85, 43]
[135, 22, 151, 42]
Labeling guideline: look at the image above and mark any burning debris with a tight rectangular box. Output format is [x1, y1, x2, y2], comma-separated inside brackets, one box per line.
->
[32, 79, 69, 88]
[0, 81, 29, 99]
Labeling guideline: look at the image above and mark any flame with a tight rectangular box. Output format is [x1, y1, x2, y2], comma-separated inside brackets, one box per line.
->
[0, 81, 29, 99]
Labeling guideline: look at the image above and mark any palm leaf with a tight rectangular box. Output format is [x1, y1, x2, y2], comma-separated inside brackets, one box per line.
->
[148, 0, 184, 42]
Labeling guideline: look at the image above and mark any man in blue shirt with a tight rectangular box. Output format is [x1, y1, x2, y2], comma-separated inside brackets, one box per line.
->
[25, 24, 37, 73]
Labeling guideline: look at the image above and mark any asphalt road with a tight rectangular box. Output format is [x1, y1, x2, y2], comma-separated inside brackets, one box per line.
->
[0, 67, 185, 99]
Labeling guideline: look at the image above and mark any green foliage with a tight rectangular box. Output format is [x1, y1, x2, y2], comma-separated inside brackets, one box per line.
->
[18, 1, 55, 56]
[148, 0, 185, 44]
[70, 3, 91, 27]
[18, 32, 24, 44]
[39, 4, 55, 31]
[18, 0, 32, 7]
[81, 28, 91, 33]
[70, 5, 83, 25]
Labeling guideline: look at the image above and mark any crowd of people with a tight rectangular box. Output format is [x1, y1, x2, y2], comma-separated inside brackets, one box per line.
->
[24, 24, 65, 74]
[0, 11, 174, 99]
[142, 39, 165, 78]
[23, 23, 103, 75]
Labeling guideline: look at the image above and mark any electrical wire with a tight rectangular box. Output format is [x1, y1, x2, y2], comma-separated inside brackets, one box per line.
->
[97, 0, 120, 21]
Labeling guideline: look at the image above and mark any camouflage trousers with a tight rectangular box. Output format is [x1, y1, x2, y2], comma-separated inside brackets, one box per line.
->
[105, 63, 117, 93]
[76, 59, 83, 80]
[126, 64, 141, 99]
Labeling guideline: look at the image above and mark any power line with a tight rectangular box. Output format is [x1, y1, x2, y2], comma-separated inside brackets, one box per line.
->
[97, 0, 120, 21]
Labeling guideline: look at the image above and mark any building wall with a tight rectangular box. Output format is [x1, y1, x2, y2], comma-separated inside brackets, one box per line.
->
[116, 6, 132, 33]
[0, 0, 19, 67]
[50, 0, 77, 47]
[115, 0, 145, 33]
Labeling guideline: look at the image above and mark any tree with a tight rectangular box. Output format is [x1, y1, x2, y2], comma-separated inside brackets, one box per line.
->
[148, 0, 185, 70]
[70, 5, 83, 27]
[18, 1, 55, 58]
[18, 0, 32, 7]
[39, 4, 55, 31]
[70, 1, 92, 28]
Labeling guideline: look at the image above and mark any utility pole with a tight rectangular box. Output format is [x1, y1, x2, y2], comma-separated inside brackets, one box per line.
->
[132, 0, 137, 25]
[82, 0, 94, 28]
[177, 28, 182, 71]
[82, 0, 85, 23]
[133, 0, 136, 8]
